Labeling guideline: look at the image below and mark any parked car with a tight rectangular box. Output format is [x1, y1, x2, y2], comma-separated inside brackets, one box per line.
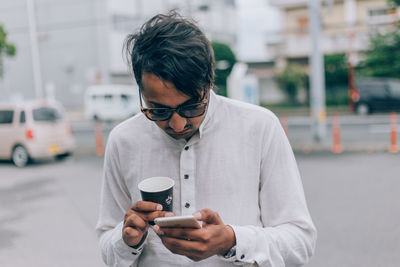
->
[353, 78, 400, 115]
[84, 84, 140, 121]
[0, 99, 75, 167]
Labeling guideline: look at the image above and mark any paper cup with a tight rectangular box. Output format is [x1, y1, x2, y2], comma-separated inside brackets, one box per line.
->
[138, 176, 174, 212]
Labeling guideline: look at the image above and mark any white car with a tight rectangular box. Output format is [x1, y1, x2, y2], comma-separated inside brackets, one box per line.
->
[84, 84, 140, 121]
[0, 99, 75, 167]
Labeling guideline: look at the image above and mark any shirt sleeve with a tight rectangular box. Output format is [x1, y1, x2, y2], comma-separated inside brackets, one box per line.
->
[95, 130, 146, 266]
[221, 115, 317, 266]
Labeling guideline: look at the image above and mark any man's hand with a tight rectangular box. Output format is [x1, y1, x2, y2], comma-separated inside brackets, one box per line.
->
[153, 209, 236, 262]
[123, 201, 172, 247]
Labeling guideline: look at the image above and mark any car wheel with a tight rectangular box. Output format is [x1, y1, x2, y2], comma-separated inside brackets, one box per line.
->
[12, 145, 29, 167]
[356, 103, 369, 115]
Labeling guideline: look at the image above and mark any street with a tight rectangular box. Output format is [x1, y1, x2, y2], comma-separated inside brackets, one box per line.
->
[299, 152, 400, 267]
[1, 151, 399, 266]
[0, 156, 106, 267]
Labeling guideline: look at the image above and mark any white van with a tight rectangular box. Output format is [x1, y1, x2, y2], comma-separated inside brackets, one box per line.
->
[0, 99, 75, 167]
[84, 84, 140, 121]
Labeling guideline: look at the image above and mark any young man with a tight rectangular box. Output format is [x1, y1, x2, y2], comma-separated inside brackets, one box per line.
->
[96, 12, 316, 267]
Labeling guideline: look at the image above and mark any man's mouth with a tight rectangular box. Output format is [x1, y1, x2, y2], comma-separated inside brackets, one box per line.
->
[166, 126, 193, 138]
[171, 128, 191, 135]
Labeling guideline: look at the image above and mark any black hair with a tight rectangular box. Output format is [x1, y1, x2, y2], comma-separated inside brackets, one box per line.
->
[124, 11, 214, 100]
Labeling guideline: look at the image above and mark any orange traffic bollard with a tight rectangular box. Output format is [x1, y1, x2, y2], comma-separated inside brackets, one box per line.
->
[280, 116, 289, 137]
[332, 115, 343, 154]
[389, 112, 398, 153]
[95, 122, 105, 156]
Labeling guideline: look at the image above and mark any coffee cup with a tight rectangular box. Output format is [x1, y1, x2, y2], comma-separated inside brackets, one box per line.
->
[138, 176, 174, 212]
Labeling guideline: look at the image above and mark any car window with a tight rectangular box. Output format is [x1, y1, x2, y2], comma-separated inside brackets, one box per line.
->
[0, 110, 14, 124]
[20, 111, 26, 124]
[361, 83, 386, 97]
[33, 107, 62, 121]
[389, 82, 400, 98]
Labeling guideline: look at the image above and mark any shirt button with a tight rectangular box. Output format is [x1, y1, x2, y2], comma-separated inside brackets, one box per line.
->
[184, 146, 189, 150]
[240, 254, 245, 259]
[185, 203, 190, 208]
[184, 174, 189, 179]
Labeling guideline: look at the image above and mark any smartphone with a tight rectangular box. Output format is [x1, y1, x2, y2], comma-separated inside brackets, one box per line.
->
[154, 215, 201, 229]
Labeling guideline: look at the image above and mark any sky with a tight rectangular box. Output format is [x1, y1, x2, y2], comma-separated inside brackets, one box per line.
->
[236, 0, 282, 62]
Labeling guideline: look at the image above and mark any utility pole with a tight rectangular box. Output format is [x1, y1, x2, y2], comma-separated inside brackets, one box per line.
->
[308, 0, 326, 142]
[26, 0, 44, 98]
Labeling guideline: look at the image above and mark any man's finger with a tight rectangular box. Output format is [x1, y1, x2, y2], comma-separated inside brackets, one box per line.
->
[125, 213, 147, 231]
[158, 227, 203, 241]
[193, 209, 223, 225]
[131, 201, 163, 212]
[160, 236, 205, 255]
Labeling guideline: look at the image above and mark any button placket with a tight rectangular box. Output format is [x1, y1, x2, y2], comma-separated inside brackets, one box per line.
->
[180, 144, 196, 215]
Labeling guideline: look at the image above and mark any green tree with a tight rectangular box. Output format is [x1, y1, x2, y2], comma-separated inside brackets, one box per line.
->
[360, 27, 400, 79]
[0, 24, 16, 78]
[324, 53, 349, 106]
[325, 53, 348, 86]
[211, 41, 236, 97]
[388, 0, 400, 6]
[274, 63, 306, 105]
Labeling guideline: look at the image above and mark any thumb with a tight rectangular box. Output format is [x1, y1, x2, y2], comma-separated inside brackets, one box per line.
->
[193, 209, 223, 225]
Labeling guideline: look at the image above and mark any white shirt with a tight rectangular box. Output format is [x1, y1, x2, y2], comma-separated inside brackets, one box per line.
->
[96, 91, 316, 267]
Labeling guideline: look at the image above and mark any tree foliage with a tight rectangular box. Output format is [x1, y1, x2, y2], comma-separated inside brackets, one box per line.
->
[360, 27, 400, 79]
[211, 41, 236, 97]
[274, 63, 306, 105]
[0, 24, 16, 78]
[324, 53, 348, 86]
[388, 0, 400, 6]
[324, 53, 349, 106]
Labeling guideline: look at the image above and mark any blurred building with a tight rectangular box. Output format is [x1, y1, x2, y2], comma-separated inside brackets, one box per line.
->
[0, 0, 237, 109]
[250, 0, 400, 105]
[269, 0, 400, 65]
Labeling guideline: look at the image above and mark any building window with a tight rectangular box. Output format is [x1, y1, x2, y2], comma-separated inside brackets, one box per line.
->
[367, 7, 397, 26]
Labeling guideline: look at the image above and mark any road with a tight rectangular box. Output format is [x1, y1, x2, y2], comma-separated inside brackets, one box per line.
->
[298, 152, 400, 267]
[0, 156, 106, 267]
[1, 152, 399, 266]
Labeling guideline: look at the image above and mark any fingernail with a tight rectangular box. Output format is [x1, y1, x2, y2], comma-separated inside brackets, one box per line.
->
[165, 212, 174, 217]
[193, 212, 201, 219]
[156, 204, 163, 210]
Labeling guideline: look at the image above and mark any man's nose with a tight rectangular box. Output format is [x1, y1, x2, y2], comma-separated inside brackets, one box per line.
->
[168, 112, 187, 132]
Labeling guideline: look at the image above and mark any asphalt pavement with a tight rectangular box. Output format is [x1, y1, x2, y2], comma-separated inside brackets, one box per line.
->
[1, 152, 399, 266]
[0, 156, 106, 267]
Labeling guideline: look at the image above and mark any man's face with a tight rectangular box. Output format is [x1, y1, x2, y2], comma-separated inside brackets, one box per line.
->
[140, 72, 207, 140]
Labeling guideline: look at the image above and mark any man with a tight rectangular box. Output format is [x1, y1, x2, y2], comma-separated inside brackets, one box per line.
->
[96, 12, 316, 267]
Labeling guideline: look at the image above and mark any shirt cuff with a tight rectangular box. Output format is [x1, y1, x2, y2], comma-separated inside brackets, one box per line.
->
[112, 221, 147, 259]
[218, 224, 256, 265]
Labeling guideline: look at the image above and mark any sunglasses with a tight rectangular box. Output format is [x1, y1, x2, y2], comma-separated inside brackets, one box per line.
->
[139, 89, 209, 121]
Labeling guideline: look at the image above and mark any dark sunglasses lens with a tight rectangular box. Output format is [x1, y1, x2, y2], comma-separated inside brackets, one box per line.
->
[179, 104, 206, 118]
[148, 109, 173, 121]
